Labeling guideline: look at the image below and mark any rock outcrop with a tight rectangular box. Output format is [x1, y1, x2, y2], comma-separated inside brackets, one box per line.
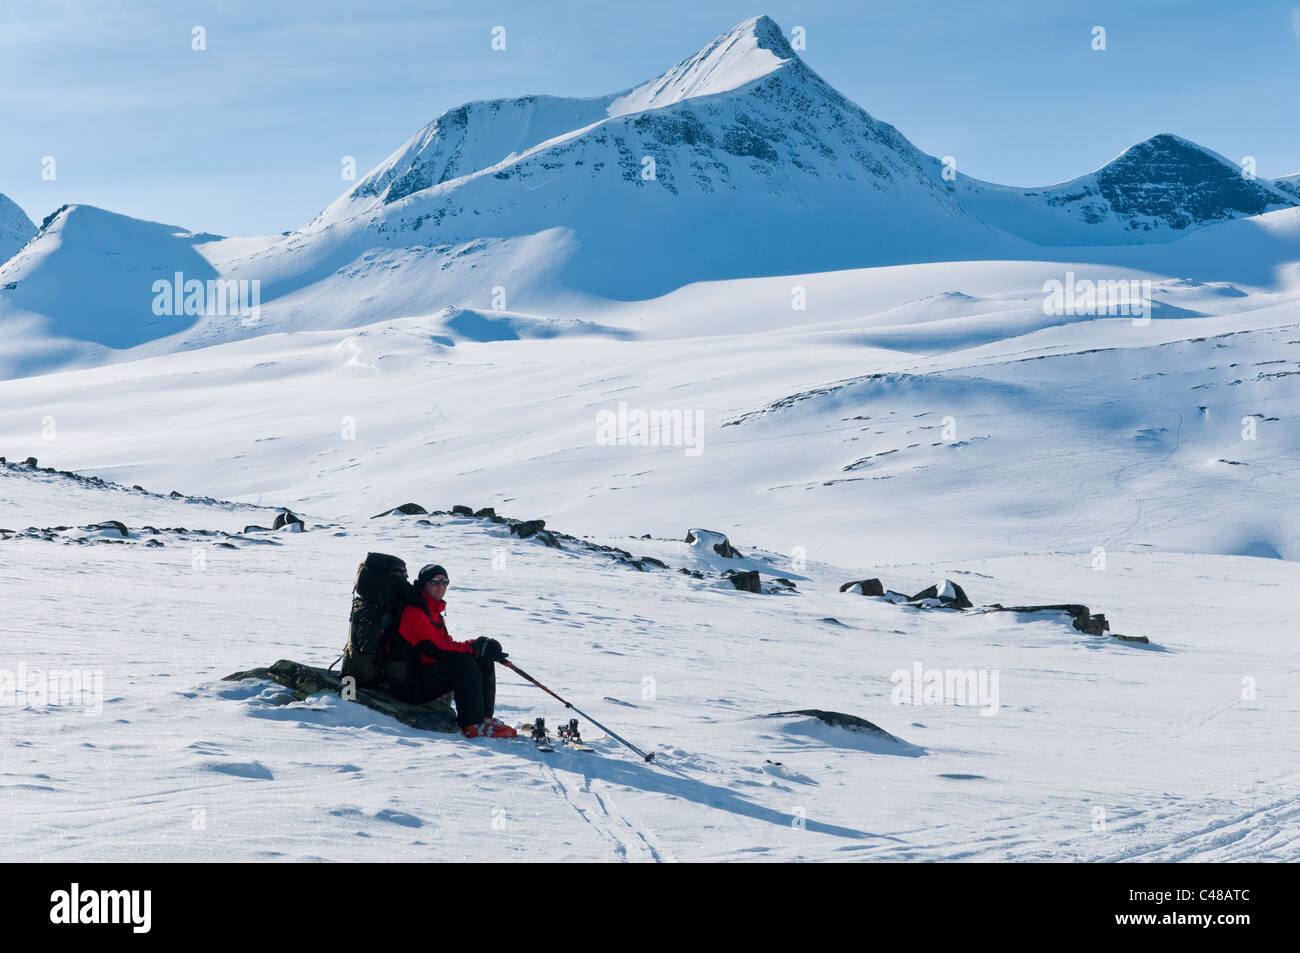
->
[371, 503, 428, 518]
[685, 528, 743, 558]
[839, 578, 884, 596]
[222, 659, 458, 733]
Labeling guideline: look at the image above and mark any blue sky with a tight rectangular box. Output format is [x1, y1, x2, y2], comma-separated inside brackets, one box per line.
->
[3, 0, 1299, 236]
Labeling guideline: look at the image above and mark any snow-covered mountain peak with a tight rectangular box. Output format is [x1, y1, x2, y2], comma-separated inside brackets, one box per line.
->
[1099, 133, 1243, 184]
[607, 14, 797, 116]
[958, 131, 1298, 245]
[1271, 171, 1300, 203]
[1089, 132, 1296, 230]
[319, 15, 803, 226]
[319, 93, 617, 224]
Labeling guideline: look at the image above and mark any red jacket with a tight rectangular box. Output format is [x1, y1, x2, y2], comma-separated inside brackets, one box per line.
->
[396, 593, 473, 664]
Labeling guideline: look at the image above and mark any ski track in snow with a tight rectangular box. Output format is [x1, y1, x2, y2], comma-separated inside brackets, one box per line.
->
[541, 760, 674, 863]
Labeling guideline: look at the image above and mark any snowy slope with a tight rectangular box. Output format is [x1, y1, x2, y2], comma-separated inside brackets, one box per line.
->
[4, 251, 1299, 567]
[2, 476, 1296, 861]
[0, 205, 228, 378]
[0, 193, 35, 264]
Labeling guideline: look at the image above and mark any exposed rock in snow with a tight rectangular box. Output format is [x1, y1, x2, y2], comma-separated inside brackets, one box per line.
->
[909, 579, 973, 609]
[371, 503, 429, 518]
[223, 659, 458, 733]
[686, 528, 743, 558]
[840, 578, 885, 596]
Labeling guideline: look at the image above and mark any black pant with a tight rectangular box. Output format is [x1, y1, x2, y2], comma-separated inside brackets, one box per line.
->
[394, 654, 495, 729]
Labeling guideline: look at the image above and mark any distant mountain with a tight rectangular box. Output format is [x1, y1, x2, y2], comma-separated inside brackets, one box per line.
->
[0, 204, 228, 377]
[0, 193, 35, 264]
[4, 15, 1300, 379]
[956, 134, 1298, 245]
[282, 14, 1002, 306]
[1274, 172, 1300, 203]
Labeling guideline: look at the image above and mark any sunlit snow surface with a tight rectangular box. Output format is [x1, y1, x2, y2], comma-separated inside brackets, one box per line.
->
[1, 13, 1298, 861]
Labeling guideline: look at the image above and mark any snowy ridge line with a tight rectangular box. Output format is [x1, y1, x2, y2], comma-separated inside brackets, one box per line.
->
[374, 502, 710, 578]
[0, 454, 287, 513]
[388, 505, 1147, 644]
[0, 520, 302, 547]
[386, 503, 851, 593]
[724, 320, 1300, 430]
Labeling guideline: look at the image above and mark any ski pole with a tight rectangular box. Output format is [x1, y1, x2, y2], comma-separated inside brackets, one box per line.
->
[501, 660, 655, 763]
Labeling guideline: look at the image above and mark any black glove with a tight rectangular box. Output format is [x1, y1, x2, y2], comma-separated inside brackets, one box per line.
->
[472, 637, 508, 663]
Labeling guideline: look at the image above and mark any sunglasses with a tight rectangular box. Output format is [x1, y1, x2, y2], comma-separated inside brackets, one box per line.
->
[427, 577, 450, 585]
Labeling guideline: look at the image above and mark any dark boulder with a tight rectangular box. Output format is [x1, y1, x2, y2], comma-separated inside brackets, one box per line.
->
[371, 503, 427, 518]
[511, 519, 547, 539]
[909, 580, 973, 609]
[992, 604, 1111, 636]
[451, 505, 474, 516]
[272, 510, 305, 531]
[222, 660, 458, 733]
[840, 578, 884, 596]
[727, 570, 762, 593]
[473, 507, 496, 518]
[88, 520, 128, 537]
[767, 709, 905, 744]
[24, 457, 37, 467]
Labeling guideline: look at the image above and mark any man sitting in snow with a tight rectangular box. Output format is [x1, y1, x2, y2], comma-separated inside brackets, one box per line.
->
[390, 563, 517, 738]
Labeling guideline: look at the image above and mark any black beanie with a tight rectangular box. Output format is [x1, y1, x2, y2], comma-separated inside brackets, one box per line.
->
[416, 564, 449, 587]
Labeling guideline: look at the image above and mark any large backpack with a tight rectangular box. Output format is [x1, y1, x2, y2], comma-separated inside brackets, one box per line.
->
[341, 553, 414, 687]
